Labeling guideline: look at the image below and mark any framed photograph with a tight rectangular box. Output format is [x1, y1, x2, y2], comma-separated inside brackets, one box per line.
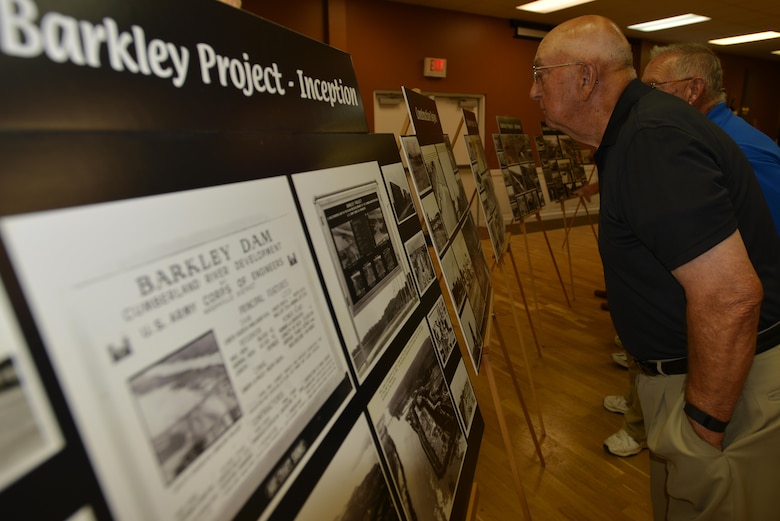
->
[404, 231, 436, 297]
[0, 280, 64, 493]
[368, 320, 467, 521]
[129, 331, 241, 485]
[295, 416, 400, 521]
[293, 163, 418, 384]
[426, 295, 457, 369]
[381, 162, 417, 225]
[450, 360, 477, 437]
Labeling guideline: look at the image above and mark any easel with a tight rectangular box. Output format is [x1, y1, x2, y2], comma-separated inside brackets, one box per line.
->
[480, 292, 535, 521]
[454, 109, 546, 456]
[488, 239, 546, 449]
[515, 209, 571, 314]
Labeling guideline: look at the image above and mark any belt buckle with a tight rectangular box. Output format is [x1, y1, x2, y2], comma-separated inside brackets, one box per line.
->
[635, 358, 666, 376]
[653, 360, 669, 377]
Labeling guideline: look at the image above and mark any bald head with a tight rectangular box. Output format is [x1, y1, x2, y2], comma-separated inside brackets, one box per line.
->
[539, 15, 634, 75]
[530, 15, 636, 147]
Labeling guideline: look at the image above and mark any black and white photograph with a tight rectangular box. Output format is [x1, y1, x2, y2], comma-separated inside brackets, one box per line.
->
[368, 320, 467, 521]
[295, 165, 419, 384]
[321, 189, 399, 308]
[558, 134, 578, 161]
[421, 193, 449, 253]
[295, 416, 400, 521]
[451, 232, 486, 328]
[439, 246, 466, 312]
[465, 132, 506, 259]
[466, 135, 488, 177]
[400, 135, 432, 194]
[450, 360, 477, 437]
[0, 281, 63, 493]
[405, 231, 436, 297]
[422, 145, 459, 238]
[426, 295, 457, 369]
[129, 331, 241, 485]
[459, 299, 484, 372]
[542, 135, 563, 159]
[475, 166, 506, 259]
[436, 141, 470, 220]
[381, 162, 417, 225]
[0, 356, 46, 486]
[459, 214, 492, 310]
[493, 131, 546, 222]
[538, 127, 590, 201]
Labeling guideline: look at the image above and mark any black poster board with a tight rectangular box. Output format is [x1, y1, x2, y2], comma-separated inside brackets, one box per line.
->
[0, 2, 482, 520]
[399, 88, 492, 375]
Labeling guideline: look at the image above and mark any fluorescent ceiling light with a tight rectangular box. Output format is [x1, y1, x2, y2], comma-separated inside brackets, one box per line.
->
[627, 14, 710, 32]
[516, 0, 595, 14]
[709, 31, 780, 46]
[773, 50, 780, 56]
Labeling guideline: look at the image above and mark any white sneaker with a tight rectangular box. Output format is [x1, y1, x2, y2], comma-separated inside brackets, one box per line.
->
[602, 394, 629, 414]
[611, 351, 628, 368]
[603, 429, 647, 457]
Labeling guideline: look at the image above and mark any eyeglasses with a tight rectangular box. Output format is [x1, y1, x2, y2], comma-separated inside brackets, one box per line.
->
[648, 77, 693, 89]
[532, 62, 583, 84]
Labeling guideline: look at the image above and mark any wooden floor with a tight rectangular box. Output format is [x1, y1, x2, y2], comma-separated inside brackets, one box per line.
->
[470, 222, 652, 521]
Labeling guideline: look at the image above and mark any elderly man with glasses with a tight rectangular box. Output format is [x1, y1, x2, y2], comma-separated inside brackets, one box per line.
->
[531, 15, 780, 521]
[600, 40, 780, 466]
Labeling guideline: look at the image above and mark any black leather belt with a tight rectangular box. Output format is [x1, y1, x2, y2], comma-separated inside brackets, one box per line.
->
[757, 321, 780, 354]
[635, 357, 687, 376]
[635, 321, 780, 377]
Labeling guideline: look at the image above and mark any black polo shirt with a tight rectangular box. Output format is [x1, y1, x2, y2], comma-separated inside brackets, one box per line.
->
[594, 79, 780, 360]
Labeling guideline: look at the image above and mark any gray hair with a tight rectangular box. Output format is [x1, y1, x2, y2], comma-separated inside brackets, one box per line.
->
[649, 42, 725, 103]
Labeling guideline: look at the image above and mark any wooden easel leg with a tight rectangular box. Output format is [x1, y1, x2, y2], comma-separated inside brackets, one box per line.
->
[581, 200, 598, 244]
[483, 355, 534, 521]
[506, 242, 542, 358]
[496, 263, 547, 455]
[559, 200, 575, 302]
[535, 213, 571, 307]
[520, 220, 540, 314]
[491, 313, 547, 456]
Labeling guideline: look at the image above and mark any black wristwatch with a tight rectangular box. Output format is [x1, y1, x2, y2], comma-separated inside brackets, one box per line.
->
[684, 402, 729, 433]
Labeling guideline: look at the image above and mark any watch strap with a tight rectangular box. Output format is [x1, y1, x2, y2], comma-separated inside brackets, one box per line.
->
[684, 402, 729, 433]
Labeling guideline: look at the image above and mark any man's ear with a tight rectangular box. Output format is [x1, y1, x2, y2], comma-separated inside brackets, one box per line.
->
[581, 62, 598, 99]
[687, 77, 705, 105]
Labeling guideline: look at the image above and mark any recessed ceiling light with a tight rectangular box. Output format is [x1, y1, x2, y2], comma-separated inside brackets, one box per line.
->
[516, 0, 595, 14]
[773, 50, 780, 56]
[709, 31, 780, 45]
[627, 14, 710, 32]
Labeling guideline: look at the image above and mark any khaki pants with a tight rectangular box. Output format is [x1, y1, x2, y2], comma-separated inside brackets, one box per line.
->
[637, 345, 780, 521]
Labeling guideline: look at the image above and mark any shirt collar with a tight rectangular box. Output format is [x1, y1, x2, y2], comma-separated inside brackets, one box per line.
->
[599, 79, 652, 150]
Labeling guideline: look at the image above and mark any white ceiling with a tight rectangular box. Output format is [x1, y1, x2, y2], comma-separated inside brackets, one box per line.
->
[385, 0, 780, 62]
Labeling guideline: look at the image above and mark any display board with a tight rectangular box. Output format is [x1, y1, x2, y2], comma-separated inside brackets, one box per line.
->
[534, 123, 590, 202]
[494, 116, 546, 221]
[0, 2, 482, 520]
[462, 109, 507, 260]
[399, 88, 492, 375]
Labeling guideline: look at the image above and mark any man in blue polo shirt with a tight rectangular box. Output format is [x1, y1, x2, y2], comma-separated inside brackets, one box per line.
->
[531, 15, 780, 520]
[643, 42, 780, 234]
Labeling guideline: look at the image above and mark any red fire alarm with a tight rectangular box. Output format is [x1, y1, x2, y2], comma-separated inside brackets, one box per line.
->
[424, 57, 447, 78]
